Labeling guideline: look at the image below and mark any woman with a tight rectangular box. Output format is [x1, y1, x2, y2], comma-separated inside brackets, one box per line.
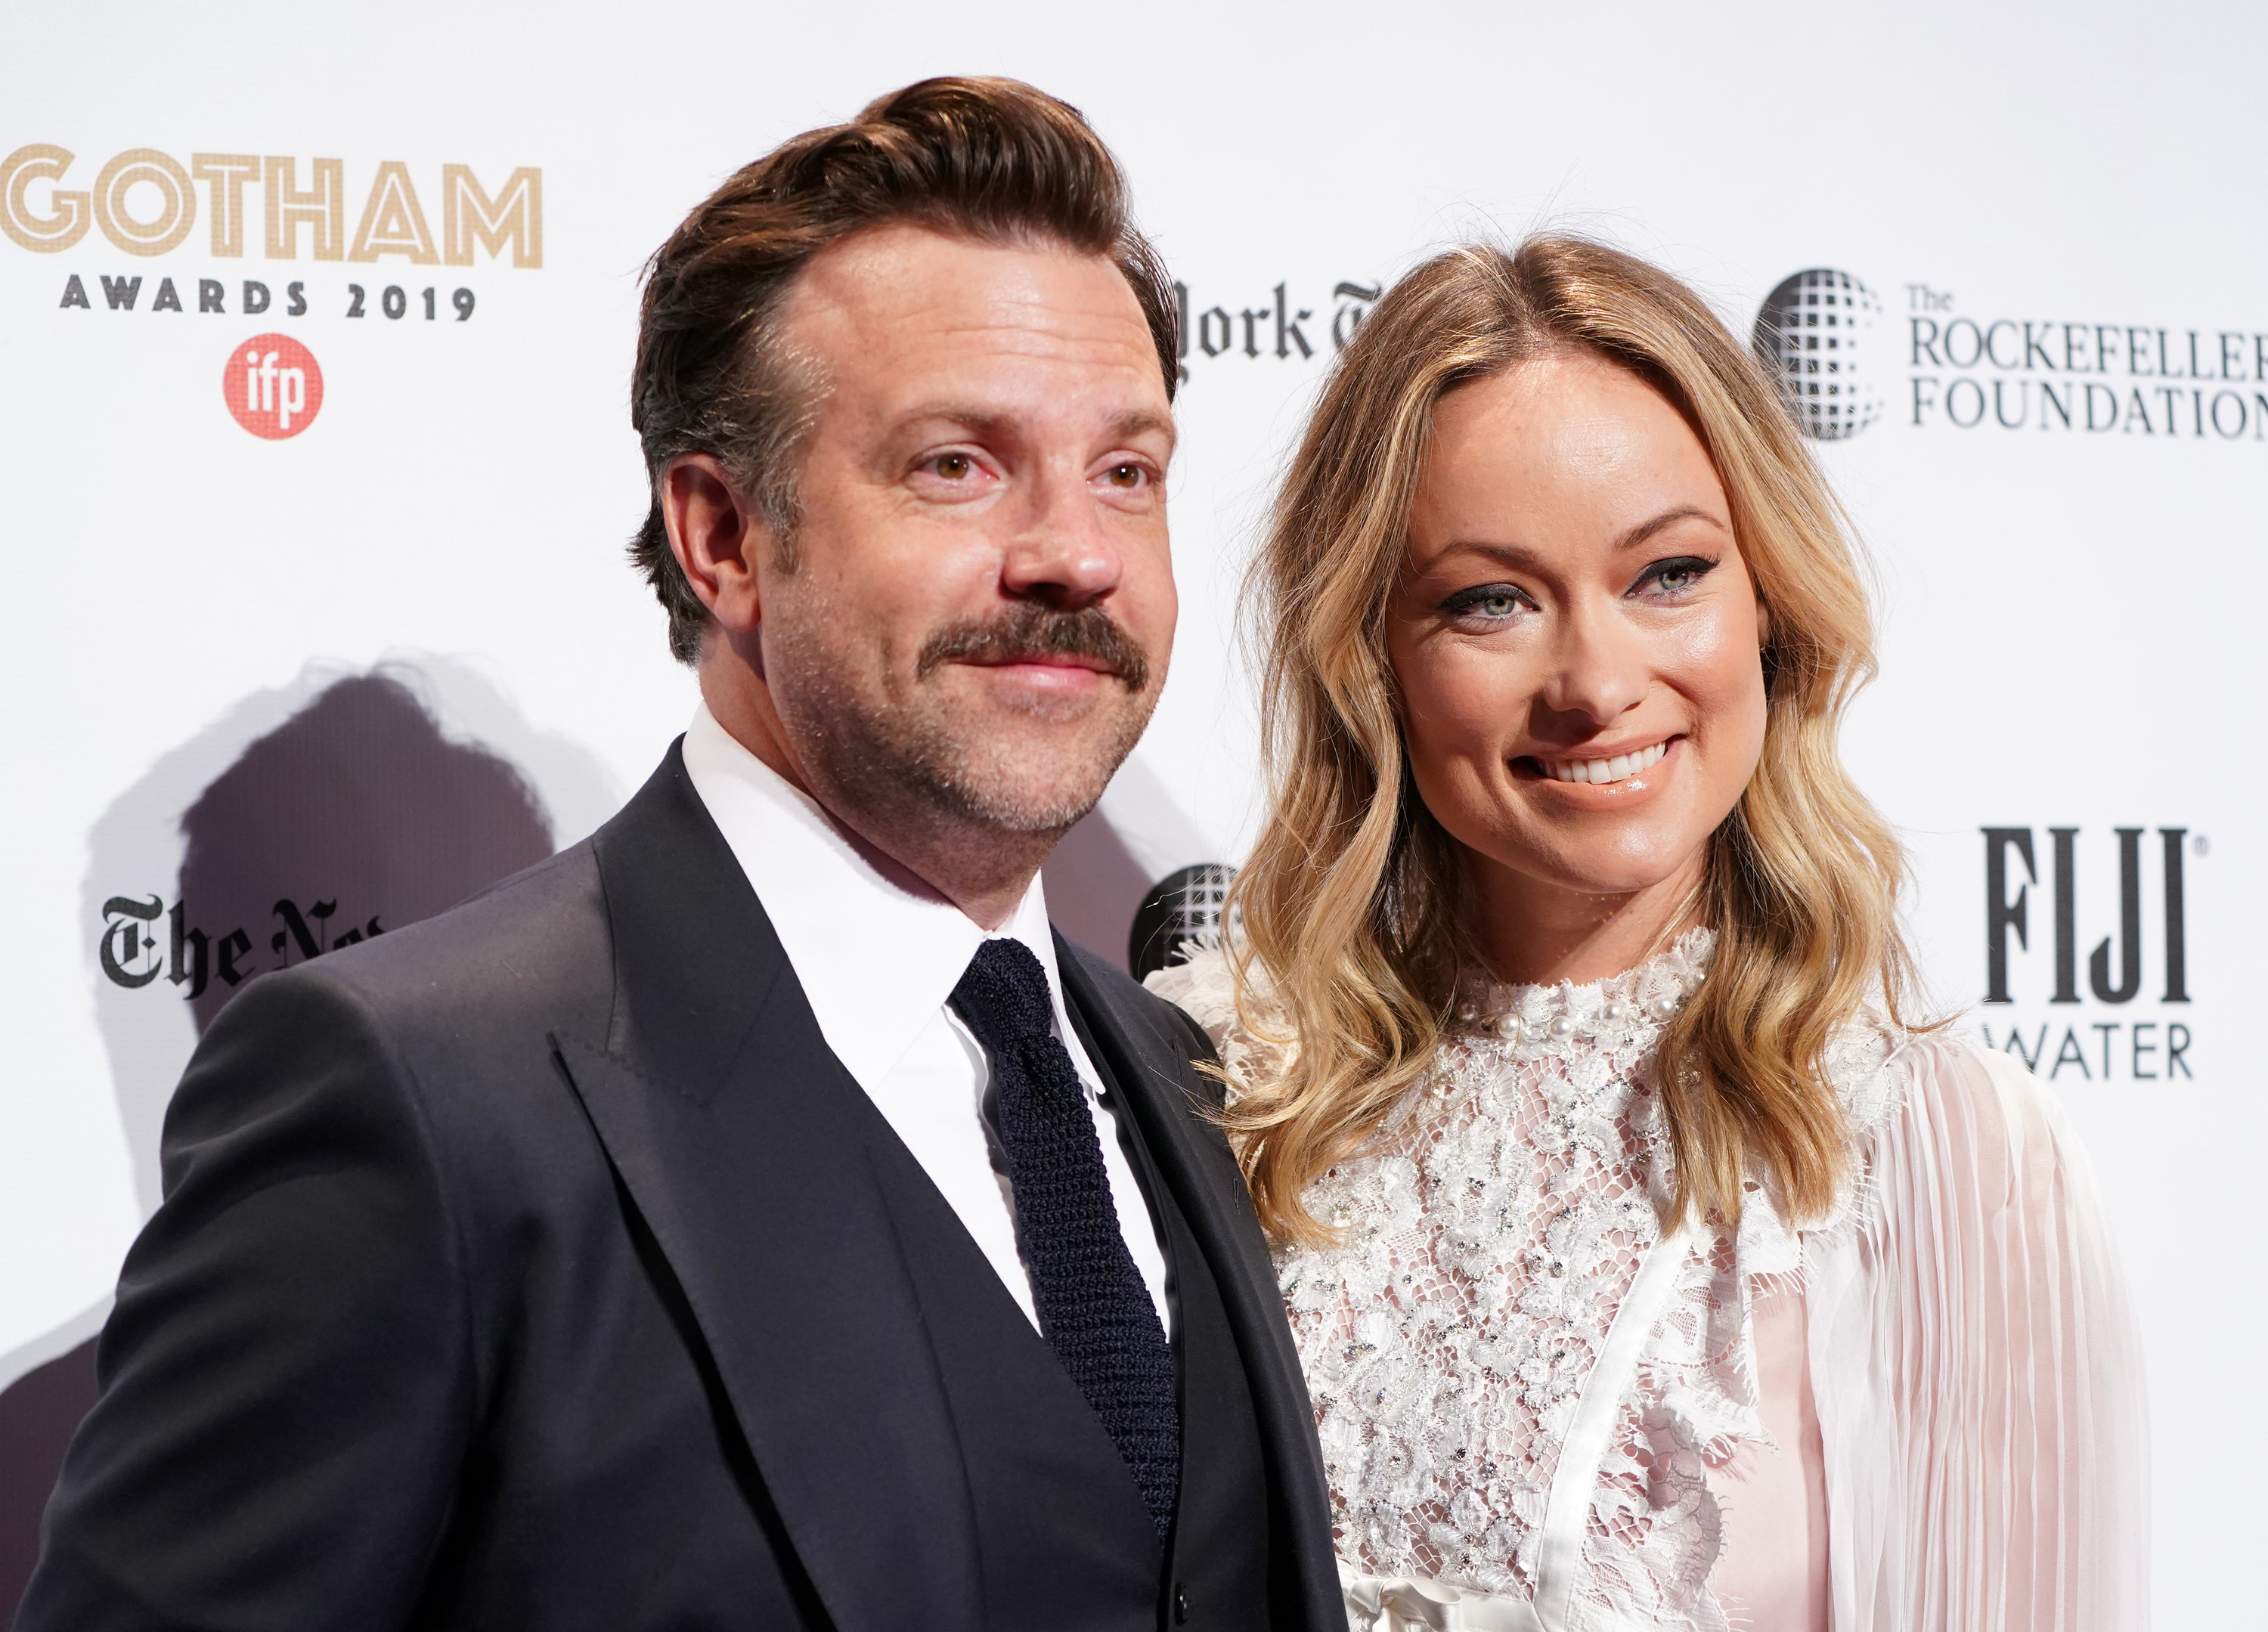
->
[1150, 238, 2146, 1631]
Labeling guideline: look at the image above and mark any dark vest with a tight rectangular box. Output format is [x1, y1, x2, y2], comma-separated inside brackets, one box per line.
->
[846, 1029, 1272, 1631]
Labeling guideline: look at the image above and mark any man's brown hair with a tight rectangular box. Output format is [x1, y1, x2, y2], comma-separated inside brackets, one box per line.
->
[628, 76, 1180, 663]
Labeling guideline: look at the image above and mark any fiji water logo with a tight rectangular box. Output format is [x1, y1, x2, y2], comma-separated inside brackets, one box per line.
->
[225, 331, 323, 438]
[1978, 825, 2201, 1082]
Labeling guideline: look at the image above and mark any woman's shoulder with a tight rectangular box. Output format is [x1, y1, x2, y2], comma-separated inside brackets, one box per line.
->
[1841, 1023, 2108, 1234]
[1873, 1025, 2074, 1138]
[1142, 943, 1294, 1089]
[1141, 943, 1240, 1041]
[1756, 1017, 1986, 1242]
[1820, 1008, 2059, 1139]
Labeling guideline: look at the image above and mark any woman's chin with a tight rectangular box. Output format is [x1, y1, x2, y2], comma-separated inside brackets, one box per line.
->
[1473, 820, 1711, 903]
[1552, 865, 1699, 901]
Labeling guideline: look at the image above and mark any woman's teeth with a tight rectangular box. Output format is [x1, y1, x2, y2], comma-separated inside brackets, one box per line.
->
[1541, 741, 1668, 785]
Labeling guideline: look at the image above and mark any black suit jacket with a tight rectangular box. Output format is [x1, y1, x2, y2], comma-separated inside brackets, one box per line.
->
[20, 745, 1340, 1631]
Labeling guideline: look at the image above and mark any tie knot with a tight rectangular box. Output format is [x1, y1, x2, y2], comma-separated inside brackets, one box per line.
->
[950, 937, 1057, 1051]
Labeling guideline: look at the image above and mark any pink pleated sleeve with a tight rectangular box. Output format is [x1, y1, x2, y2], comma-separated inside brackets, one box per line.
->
[1804, 1036, 2149, 1630]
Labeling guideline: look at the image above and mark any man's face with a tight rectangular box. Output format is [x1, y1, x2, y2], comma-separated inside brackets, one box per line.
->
[754, 223, 1177, 838]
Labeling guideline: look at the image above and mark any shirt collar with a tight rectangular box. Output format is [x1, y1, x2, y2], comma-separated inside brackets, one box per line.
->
[678, 703, 1072, 1090]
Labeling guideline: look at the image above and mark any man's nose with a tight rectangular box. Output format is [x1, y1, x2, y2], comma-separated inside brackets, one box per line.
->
[1538, 602, 1649, 727]
[999, 467, 1123, 609]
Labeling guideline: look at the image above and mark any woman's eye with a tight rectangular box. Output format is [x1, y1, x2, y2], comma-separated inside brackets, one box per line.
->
[1445, 585, 1529, 622]
[1637, 556, 1718, 596]
[1103, 462, 1147, 489]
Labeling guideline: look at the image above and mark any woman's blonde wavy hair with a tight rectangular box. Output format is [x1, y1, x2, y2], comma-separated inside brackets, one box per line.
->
[1223, 235, 1930, 1246]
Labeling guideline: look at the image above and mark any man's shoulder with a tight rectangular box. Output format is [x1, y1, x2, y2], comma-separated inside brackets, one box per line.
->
[1056, 935, 1217, 1067]
[275, 840, 612, 1038]
[158, 841, 618, 1219]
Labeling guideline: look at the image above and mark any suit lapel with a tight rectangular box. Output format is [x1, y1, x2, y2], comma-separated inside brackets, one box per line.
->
[1055, 935, 1344, 1627]
[550, 744, 984, 1632]
[1052, 934, 1290, 1371]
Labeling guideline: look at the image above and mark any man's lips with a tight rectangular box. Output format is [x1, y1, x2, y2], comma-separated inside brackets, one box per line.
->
[947, 653, 1124, 697]
[953, 652, 1120, 677]
[915, 605, 1151, 689]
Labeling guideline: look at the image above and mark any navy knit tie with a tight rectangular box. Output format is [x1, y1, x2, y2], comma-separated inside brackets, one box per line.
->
[949, 937, 1179, 1535]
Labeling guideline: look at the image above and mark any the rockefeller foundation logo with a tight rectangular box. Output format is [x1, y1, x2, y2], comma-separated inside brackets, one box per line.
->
[1752, 269, 1882, 439]
[1756, 267, 2268, 443]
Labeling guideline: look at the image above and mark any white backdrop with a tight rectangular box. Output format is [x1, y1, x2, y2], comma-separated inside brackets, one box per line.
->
[3, 3, 2257, 1621]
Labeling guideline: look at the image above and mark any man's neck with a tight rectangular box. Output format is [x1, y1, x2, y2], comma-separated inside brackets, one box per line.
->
[699, 670, 1046, 932]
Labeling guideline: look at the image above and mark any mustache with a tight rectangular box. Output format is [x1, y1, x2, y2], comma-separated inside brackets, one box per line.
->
[916, 602, 1153, 692]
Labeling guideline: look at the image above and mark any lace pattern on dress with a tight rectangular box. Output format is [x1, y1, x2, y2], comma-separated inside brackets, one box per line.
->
[1148, 936, 1905, 1632]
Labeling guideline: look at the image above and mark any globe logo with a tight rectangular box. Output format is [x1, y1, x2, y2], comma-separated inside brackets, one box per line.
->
[1751, 269, 1881, 440]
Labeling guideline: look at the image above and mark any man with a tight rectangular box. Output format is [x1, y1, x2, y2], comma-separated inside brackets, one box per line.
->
[20, 79, 1339, 1630]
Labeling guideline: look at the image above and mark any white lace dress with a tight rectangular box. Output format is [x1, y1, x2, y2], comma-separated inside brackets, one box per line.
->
[1148, 935, 2147, 1632]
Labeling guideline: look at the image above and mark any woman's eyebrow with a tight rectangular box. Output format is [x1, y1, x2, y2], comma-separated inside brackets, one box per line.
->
[1614, 504, 1729, 553]
[1425, 505, 1729, 574]
[1428, 540, 1550, 574]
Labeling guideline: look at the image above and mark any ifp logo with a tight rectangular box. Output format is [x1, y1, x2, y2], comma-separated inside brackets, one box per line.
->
[225, 332, 323, 439]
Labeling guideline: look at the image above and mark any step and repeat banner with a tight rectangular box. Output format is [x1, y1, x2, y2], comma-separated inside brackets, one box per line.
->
[2, 2, 2257, 1620]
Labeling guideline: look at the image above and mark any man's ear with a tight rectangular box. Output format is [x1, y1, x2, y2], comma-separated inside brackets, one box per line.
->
[662, 454, 769, 635]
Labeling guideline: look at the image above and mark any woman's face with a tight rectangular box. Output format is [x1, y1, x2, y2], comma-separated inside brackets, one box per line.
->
[1387, 351, 1769, 912]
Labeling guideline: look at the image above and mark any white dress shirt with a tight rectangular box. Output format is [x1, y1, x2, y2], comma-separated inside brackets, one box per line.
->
[680, 704, 1172, 1334]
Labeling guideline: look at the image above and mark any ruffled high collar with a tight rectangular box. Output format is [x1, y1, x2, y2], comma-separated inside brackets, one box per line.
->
[1458, 927, 1716, 1058]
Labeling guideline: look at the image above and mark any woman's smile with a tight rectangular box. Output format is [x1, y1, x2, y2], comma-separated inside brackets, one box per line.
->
[1517, 735, 1677, 785]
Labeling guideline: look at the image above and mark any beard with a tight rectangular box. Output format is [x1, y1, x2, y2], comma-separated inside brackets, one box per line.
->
[775, 599, 1159, 838]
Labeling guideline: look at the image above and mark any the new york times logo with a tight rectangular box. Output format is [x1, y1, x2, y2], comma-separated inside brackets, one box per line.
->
[99, 893, 384, 999]
[1979, 825, 2198, 1082]
[1170, 278, 1381, 384]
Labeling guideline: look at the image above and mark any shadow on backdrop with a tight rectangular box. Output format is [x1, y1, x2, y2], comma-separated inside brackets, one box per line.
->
[1042, 748, 1228, 980]
[2, 661, 612, 1619]
[1042, 809, 1154, 977]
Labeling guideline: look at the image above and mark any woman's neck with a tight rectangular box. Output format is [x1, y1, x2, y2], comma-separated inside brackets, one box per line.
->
[1468, 851, 1707, 988]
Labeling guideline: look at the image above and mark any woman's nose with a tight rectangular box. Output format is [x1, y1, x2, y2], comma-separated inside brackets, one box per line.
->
[1538, 605, 1648, 726]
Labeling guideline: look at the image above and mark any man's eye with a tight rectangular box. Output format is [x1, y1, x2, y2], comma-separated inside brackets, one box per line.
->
[931, 454, 974, 480]
[1104, 462, 1146, 489]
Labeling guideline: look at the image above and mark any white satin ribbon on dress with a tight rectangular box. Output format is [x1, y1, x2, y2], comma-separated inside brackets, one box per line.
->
[1341, 1564, 1545, 1631]
[1341, 1218, 1700, 1632]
